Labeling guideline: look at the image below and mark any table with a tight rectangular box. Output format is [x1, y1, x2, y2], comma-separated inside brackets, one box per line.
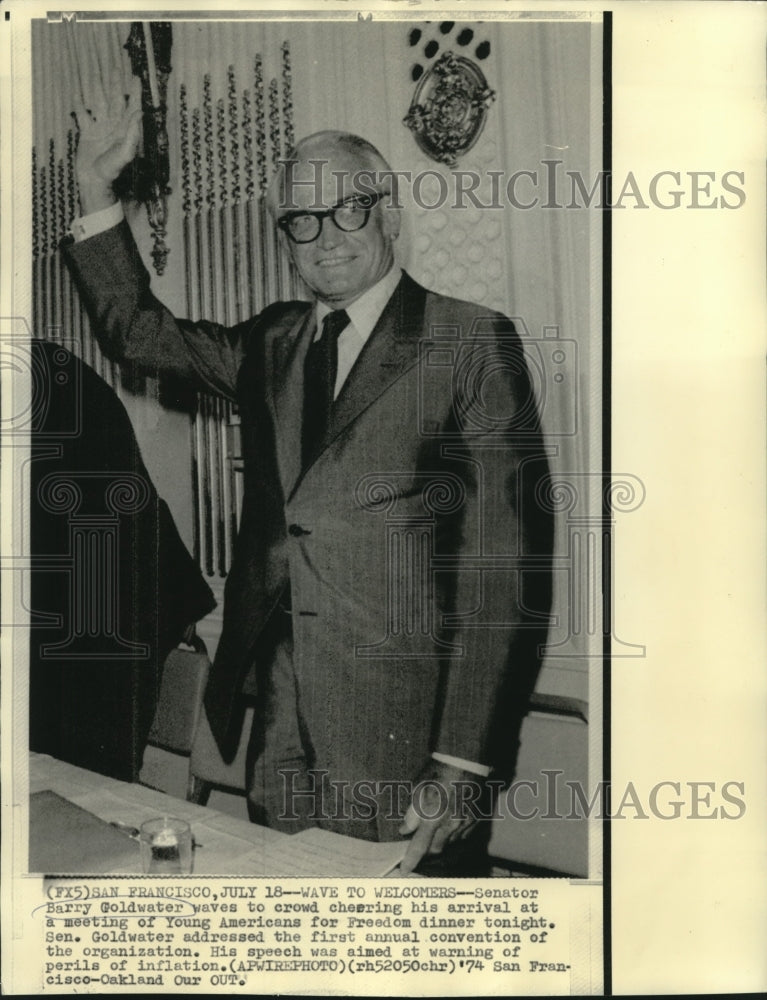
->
[30, 752, 289, 875]
[28, 754, 407, 877]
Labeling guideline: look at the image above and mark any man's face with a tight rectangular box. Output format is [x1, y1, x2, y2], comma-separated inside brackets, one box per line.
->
[276, 147, 399, 308]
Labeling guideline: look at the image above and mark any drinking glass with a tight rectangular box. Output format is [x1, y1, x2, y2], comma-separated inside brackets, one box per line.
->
[139, 816, 193, 874]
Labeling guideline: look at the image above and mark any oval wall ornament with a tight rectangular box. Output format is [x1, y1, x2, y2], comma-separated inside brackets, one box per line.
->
[403, 51, 496, 167]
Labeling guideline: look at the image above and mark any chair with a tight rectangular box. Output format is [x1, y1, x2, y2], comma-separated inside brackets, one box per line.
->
[487, 693, 590, 876]
[139, 632, 210, 798]
[187, 703, 254, 806]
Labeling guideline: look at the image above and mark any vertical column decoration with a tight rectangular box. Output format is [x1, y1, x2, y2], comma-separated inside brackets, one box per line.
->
[182, 41, 300, 578]
[32, 125, 107, 387]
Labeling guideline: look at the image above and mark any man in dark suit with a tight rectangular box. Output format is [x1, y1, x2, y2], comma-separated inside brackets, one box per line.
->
[66, 82, 552, 872]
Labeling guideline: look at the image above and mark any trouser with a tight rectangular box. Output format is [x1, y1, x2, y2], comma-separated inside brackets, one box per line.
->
[242, 604, 380, 840]
[241, 603, 494, 873]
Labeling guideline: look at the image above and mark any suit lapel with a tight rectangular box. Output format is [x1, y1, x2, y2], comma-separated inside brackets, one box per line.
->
[324, 272, 426, 449]
[279, 274, 427, 502]
[267, 304, 314, 496]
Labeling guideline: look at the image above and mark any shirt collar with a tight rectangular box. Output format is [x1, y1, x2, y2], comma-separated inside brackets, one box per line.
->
[315, 266, 402, 345]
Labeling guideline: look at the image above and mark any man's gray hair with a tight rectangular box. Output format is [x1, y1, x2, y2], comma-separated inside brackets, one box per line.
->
[266, 130, 395, 216]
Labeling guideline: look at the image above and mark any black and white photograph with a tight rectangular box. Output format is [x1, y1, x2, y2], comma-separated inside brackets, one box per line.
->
[24, 10, 602, 874]
[1, 2, 764, 997]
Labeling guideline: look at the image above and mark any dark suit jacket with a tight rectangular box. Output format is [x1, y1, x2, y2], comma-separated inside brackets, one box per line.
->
[29, 339, 216, 781]
[65, 220, 553, 796]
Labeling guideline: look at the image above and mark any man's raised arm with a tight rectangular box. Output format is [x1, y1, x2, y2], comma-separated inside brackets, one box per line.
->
[63, 75, 250, 400]
[73, 73, 143, 215]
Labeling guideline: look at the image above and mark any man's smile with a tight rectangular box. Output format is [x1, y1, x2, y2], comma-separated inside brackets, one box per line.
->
[315, 255, 357, 268]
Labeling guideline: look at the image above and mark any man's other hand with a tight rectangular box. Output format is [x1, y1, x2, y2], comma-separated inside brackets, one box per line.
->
[72, 74, 143, 215]
[398, 759, 483, 873]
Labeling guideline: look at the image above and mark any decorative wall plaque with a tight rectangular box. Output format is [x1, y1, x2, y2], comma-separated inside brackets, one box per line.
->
[403, 51, 496, 167]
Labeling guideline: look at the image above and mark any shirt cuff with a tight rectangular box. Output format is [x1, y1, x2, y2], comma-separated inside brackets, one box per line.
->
[70, 202, 124, 242]
[432, 752, 491, 777]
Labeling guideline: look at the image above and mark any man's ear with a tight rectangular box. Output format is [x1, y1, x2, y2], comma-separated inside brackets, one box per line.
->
[381, 202, 402, 241]
[276, 226, 293, 258]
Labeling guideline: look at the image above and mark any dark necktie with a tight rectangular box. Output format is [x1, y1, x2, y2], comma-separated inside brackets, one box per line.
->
[302, 308, 349, 468]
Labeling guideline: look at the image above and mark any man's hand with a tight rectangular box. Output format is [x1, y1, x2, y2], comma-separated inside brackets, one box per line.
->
[72, 74, 143, 215]
[398, 759, 482, 873]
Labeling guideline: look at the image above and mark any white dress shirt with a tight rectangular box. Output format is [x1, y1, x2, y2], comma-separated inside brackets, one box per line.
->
[70, 201, 124, 242]
[71, 204, 490, 778]
[315, 265, 401, 398]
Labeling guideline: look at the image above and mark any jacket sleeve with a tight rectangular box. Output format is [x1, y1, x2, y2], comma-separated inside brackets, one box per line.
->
[430, 312, 554, 771]
[63, 220, 251, 400]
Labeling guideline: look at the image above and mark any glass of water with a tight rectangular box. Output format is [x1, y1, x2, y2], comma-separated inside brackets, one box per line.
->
[139, 817, 193, 875]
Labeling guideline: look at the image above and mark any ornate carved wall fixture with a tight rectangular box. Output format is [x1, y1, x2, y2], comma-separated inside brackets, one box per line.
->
[122, 22, 173, 276]
[403, 50, 496, 167]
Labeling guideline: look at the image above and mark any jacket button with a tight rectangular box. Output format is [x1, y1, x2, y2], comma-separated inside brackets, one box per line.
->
[288, 523, 309, 537]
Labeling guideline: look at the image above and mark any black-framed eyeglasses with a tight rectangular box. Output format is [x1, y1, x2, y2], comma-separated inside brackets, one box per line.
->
[276, 191, 386, 244]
